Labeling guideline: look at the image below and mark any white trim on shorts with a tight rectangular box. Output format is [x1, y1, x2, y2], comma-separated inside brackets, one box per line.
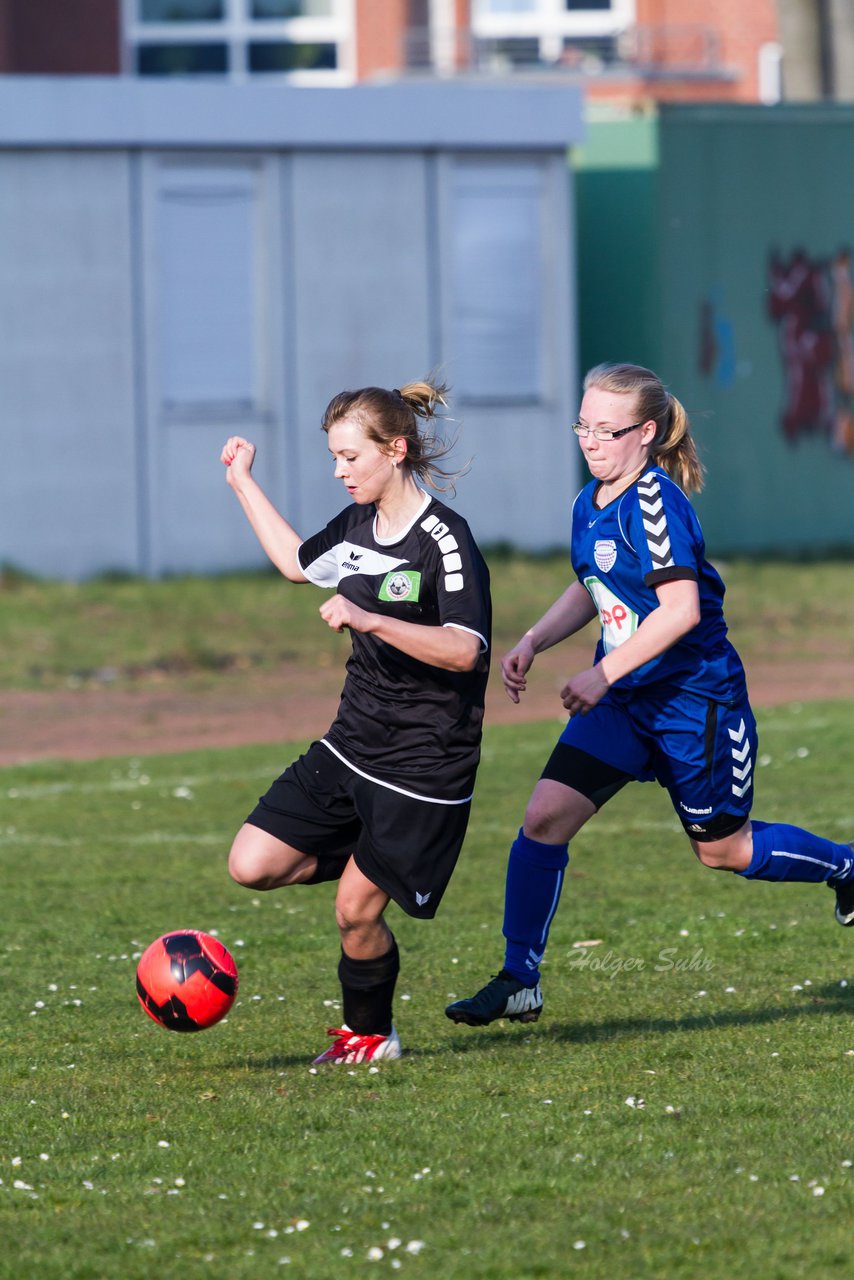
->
[320, 738, 473, 806]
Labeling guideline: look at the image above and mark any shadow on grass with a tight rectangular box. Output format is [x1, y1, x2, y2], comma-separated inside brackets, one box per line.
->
[440, 982, 853, 1054]
[236, 984, 853, 1070]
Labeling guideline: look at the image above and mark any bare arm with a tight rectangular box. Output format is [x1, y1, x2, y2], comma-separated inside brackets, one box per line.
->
[220, 437, 307, 583]
[561, 577, 702, 715]
[319, 594, 482, 672]
[501, 579, 598, 703]
[521, 579, 600, 652]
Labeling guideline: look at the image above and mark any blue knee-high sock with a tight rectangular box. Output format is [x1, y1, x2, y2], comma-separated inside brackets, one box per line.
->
[502, 828, 569, 985]
[738, 820, 853, 884]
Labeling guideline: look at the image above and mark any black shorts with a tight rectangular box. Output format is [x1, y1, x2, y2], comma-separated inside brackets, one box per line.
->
[245, 741, 471, 919]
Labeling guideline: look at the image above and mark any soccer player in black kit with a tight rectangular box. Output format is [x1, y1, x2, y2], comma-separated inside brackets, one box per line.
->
[221, 380, 491, 1064]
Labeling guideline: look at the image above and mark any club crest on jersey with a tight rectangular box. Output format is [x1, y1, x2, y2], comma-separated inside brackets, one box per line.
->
[593, 539, 617, 573]
[379, 570, 422, 602]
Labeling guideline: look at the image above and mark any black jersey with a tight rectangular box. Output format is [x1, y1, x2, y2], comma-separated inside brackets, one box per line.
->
[297, 492, 491, 803]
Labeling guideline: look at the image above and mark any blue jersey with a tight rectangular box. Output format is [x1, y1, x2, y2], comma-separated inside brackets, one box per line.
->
[571, 466, 746, 701]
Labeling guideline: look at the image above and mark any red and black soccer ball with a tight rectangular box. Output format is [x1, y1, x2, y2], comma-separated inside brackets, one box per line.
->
[136, 931, 238, 1033]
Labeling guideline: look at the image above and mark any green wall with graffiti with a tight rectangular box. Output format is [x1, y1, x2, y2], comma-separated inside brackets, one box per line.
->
[576, 105, 854, 556]
[574, 114, 661, 377]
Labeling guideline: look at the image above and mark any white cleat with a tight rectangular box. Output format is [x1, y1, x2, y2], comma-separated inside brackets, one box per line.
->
[312, 1025, 402, 1065]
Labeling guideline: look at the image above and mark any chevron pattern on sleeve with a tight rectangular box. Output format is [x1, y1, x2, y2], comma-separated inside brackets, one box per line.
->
[637, 472, 674, 571]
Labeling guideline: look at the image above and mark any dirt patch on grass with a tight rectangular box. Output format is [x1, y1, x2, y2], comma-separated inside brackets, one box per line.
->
[2, 644, 853, 766]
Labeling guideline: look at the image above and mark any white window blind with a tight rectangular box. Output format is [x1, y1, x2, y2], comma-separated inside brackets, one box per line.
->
[449, 162, 546, 402]
[156, 165, 261, 411]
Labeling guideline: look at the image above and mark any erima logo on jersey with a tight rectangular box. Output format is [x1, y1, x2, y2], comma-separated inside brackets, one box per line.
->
[593, 539, 617, 573]
[303, 540, 408, 589]
[415, 890, 432, 907]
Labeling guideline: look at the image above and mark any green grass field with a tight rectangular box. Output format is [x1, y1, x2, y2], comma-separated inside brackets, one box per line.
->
[3, 700, 854, 1279]
[3, 555, 854, 691]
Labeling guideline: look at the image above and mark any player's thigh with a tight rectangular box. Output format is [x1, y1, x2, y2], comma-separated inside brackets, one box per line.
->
[654, 693, 757, 840]
[236, 741, 362, 875]
[227, 822, 313, 887]
[533, 696, 648, 840]
[550, 696, 653, 781]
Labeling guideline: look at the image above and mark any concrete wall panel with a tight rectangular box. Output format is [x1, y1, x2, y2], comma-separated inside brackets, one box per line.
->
[0, 151, 138, 577]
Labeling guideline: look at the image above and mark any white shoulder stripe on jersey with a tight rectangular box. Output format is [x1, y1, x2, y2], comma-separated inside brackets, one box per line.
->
[299, 539, 408, 588]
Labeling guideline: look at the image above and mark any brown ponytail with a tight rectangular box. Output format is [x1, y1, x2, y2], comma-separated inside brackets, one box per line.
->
[321, 376, 467, 493]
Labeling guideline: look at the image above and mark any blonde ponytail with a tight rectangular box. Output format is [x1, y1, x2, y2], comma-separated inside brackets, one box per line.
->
[583, 363, 706, 495]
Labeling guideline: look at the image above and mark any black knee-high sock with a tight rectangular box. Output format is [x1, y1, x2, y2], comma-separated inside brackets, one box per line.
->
[338, 937, 400, 1036]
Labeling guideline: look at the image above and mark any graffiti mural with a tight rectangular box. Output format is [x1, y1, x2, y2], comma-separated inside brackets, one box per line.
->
[698, 288, 736, 389]
[766, 247, 854, 455]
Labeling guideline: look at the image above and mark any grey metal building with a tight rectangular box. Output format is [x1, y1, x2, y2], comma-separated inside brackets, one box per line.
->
[0, 78, 583, 578]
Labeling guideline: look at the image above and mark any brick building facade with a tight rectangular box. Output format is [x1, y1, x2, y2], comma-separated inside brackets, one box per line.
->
[0, 1, 780, 105]
[0, 0, 119, 73]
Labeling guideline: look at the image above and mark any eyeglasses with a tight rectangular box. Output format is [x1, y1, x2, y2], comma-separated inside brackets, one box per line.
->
[571, 421, 645, 442]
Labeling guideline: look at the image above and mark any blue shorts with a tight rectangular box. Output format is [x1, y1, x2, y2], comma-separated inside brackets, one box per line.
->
[541, 687, 757, 840]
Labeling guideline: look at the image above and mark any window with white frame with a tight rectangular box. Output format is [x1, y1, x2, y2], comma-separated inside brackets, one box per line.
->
[124, 0, 353, 82]
[471, 0, 634, 71]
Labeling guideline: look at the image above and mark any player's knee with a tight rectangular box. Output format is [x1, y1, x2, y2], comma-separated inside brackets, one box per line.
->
[335, 900, 367, 936]
[690, 833, 751, 872]
[334, 892, 386, 939]
[227, 828, 277, 889]
[692, 843, 731, 870]
[523, 787, 561, 840]
[522, 778, 597, 845]
[523, 807, 556, 843]
[227, 843, 267, 888]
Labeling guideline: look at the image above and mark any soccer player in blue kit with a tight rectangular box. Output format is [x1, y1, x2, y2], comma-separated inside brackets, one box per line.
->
[221, 380, 491, 1063]
[446, 361, 853, 1028]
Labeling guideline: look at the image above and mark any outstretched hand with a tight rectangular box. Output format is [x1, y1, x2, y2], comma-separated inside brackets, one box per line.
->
[220, 436, 256, 489]
[560, 663, 610, 716]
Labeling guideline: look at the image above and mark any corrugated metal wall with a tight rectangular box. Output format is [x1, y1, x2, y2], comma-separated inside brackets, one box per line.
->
[0, 81, 581, 579]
